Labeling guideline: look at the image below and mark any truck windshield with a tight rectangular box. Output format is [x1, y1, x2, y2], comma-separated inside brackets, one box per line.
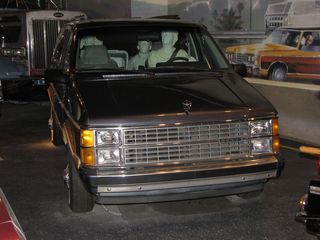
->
[75, 25, 229, 72]
[0, 16, 21, 43]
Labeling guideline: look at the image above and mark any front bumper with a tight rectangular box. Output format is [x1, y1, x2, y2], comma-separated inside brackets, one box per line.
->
[79, 156, 279, 204]
[296, 180, 320, 236]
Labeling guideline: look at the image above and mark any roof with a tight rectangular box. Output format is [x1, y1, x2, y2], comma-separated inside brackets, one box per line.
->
[68, 18, 202, 30]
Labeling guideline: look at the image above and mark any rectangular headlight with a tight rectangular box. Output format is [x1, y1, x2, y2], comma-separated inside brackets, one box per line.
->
[95, 129, 121, 146]
[81, 148, 122, 166]
[2, 48, 14, 56]
[249, 120, 272, 136]
[251, 137, 272, 155]
[97, 148, 121, 165]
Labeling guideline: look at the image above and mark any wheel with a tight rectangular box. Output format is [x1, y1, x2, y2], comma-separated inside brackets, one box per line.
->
[50, 108, 64, 146]
[68, 157, 94, 212]
[268, 65, 287, 81]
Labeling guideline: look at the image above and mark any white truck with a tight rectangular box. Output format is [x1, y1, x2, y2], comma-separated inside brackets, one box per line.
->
[265, 0, 320, 33]
[0, 9, 86, 100]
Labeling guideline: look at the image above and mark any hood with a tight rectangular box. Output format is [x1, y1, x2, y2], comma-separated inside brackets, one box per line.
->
[75, 70, 275, 127]
[226, 43, 297, 55]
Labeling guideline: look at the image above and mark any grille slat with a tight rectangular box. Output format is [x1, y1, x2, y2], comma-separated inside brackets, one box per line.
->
[124, 140, 250, 165]
[123, 122, 250, 165]
[235, 53, 249, 63]
[124, 122, 249, 146]
[32, 19, 68, 70]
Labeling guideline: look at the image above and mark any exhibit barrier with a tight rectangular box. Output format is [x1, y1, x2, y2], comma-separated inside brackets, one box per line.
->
[246, 78, 320, 146]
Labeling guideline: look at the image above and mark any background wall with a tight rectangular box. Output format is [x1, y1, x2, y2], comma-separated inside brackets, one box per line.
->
[67, 0, 131, 18]
[132, 0, 168, 18]
[64, 0, 280, 32]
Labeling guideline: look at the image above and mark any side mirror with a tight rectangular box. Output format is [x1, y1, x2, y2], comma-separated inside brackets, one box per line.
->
[232, 63, 247, 77]
[45, 69, 67, 85]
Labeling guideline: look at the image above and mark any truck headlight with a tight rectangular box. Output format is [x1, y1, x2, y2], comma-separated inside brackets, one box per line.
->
[249, 120, 272, 136]
[97, 148, 121, 165]
[1, 48, 25, 57]
[81, 148, 122, 166]
[248, 55, 255, 63]
[96, 130, 121, 146]
[251, 137, 272, 154]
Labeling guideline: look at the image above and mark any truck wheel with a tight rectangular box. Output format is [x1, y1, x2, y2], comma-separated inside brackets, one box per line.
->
[50, 108, 64, 146]
[68, 158, 94, 212]
[268, 65, 287, 81]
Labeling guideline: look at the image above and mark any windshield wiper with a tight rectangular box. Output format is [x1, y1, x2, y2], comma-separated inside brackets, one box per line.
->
[148, 66, 211, 72]
[75, 68, 155, 75]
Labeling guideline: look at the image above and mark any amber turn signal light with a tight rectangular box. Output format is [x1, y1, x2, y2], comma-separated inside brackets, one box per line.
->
[272, 118, 279, 136]
[81, 148, 95, 166]
[81, 130, 94, 147]
[273, 136, 280, 154]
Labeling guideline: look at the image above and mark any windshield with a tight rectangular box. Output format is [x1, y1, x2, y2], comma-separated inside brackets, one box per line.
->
[265, 29, 301, 48]
[75, 25, 229, 72]
[0, 16, 22, 43]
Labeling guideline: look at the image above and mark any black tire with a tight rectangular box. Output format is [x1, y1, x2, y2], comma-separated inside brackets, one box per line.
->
[68, 157, 94, 212]
[50, 108, 64, 146]
[268, 65, 287, 81]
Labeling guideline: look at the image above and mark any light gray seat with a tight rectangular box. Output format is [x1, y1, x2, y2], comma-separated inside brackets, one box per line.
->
[108, 49, 128, 69]
[79, 45, 118, 69]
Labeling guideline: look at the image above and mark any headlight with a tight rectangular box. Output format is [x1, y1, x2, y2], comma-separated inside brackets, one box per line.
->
[298, 194, 308, 215]
[251, 137, 272, 154]
[97, 148, 121, 165]
[248, 55, 254, 63]
[249, 120, 272, 136]
[225, 53, 233, 61]
[81, 148, 122, 166]
[96, 130, 121, 146]
[1, 48, 25, 57]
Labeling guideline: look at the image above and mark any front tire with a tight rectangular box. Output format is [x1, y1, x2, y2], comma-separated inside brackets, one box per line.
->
[68, 157, 94, 212]
[268, 65, 287, 81]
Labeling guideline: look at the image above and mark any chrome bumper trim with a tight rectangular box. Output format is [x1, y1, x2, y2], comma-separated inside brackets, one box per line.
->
[94, 156, 277, 177]
[97, 170, 276, 193]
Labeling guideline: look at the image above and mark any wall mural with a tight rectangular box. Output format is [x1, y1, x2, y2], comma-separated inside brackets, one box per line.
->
[130, 0, 320, 82]
[67, 0, 131, 19]
[67, 0, 320, 82]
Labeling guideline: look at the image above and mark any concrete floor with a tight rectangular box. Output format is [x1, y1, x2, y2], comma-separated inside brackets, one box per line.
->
[0, 102, 318, 240]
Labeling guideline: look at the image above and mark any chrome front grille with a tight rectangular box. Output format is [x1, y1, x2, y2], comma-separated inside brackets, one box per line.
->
[32, 19, 67, 70]
[123, 122, 250, 165]
[235, 53, 249, 63]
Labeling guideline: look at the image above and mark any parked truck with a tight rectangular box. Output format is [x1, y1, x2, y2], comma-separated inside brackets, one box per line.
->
[0, 9, 86, 99]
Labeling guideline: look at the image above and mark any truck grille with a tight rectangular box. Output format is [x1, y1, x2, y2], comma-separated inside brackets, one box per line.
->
[32, 19, 68, 70]
[123, 122, 250, 165]
[235, 53, 249, 63]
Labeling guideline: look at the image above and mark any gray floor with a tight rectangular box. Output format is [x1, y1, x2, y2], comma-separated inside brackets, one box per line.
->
[0, 102, 317, 240]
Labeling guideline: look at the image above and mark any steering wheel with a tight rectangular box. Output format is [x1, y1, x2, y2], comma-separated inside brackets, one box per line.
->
[169, 56, 189, 62]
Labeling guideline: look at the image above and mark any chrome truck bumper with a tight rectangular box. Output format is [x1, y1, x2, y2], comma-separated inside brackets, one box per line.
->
[79, 156, 279, 204]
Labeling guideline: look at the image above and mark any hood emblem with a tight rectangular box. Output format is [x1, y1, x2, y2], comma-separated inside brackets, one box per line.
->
[182, 100, 192, 115]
